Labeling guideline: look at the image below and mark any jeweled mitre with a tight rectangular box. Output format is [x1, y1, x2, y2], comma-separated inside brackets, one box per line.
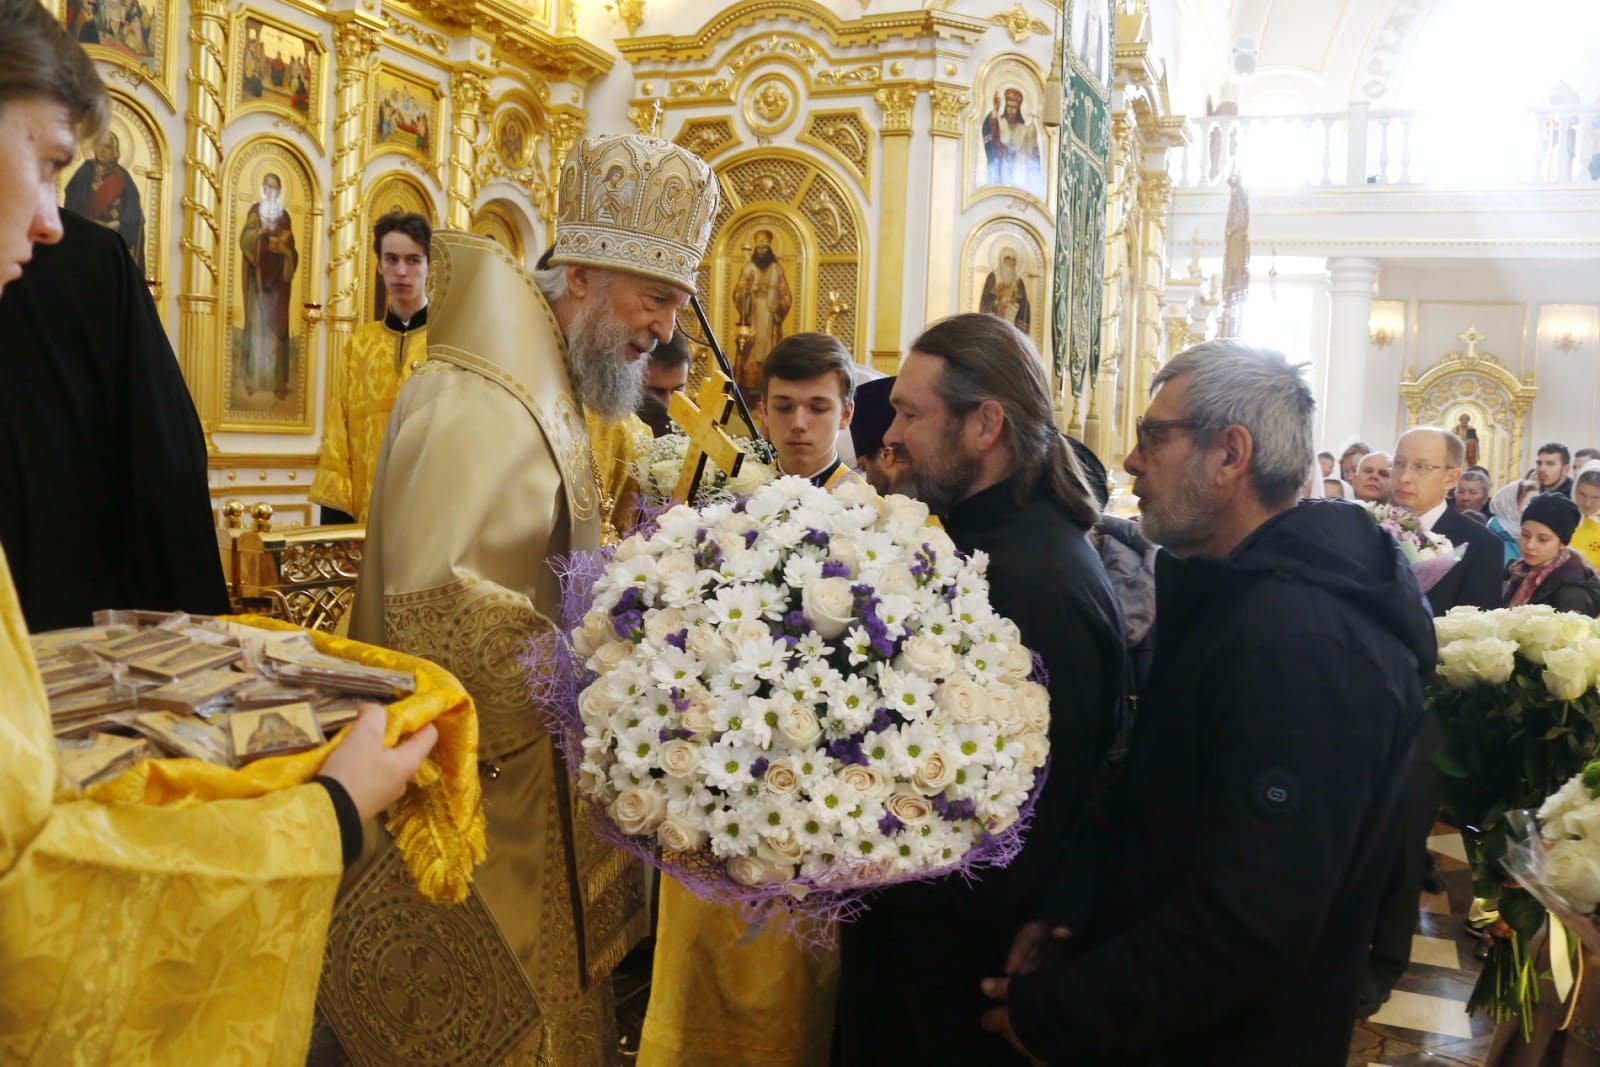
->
[550, 134, 720, 292]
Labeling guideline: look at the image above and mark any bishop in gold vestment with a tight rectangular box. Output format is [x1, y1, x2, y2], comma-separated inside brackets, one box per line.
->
[330, 134, 722, 1065]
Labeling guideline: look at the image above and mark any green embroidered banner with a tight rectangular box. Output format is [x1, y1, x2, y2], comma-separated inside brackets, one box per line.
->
[1052, 0, 1113, 398]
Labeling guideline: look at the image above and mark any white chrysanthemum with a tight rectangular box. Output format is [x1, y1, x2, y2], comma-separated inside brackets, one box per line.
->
[782, 553, 825, 591]
[878, 663, 936, 719]
[826, 675, 878, 735]
[647, 645, 704, 689]
[707, 585, 764, 628]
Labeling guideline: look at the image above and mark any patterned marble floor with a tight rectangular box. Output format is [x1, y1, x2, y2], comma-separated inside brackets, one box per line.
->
[1347, 825, 1496, 1067]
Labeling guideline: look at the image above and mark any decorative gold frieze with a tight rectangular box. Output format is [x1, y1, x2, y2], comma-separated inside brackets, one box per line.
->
[614, 4, 987, 66]
[726, 34, 819, 72]
[385, 14, 449, 56]
[874, 85, 917, 135]
[814, 64, 881, 88]
[991, 3, 1050, 44]
[668, 77, 732, 100]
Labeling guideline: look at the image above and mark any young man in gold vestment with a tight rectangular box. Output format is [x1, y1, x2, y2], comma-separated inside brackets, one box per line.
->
[639, 333, 861, 1067]
[310, 212, 431, 526]
[0, 8, 435, 1061]
[335, 135, 721, 1065]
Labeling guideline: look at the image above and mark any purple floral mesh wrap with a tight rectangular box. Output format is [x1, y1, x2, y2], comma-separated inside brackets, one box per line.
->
[523, 542, 1052, 949]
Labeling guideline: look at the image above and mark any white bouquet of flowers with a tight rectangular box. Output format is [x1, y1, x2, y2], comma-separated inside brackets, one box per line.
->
[1359, 501, 1465, 593]
[529, 475, 1050, 929]
[634, 432, 775, 507]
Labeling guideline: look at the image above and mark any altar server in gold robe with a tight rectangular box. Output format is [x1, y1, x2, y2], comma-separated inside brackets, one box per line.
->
[640, 333, 861, 1067]
[310, 211, 431, 525]
[0, 9, 435, 1060]
[336, 134, 720, 1065]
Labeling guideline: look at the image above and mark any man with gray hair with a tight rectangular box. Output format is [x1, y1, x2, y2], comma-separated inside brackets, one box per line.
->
[983, 340, 1433, 1063]
[1454, 467, 1492, 516]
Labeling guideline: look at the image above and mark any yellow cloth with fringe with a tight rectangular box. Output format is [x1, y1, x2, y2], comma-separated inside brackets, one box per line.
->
[85, 613, 484, 905]
[638, 462, 862, 1067]
[0, 553, 332, 1063]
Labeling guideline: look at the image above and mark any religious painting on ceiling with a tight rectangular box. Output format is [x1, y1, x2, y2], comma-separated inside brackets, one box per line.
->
[721, 216, 802, 395]
[362, 174, 434, 322]
[965, 218, 1048, 354]
[58, 90, 165, 294]
[966, 54, 1049, 211]
[1053, 1, 1112, 399]
[218, 137, 320, 433]
[60, 0, 178, 106]
[229, 10, 327, 151]
[370, 65, 444, 169]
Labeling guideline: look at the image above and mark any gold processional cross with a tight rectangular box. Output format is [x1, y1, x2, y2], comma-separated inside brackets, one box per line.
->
[667, 364, 747, 504]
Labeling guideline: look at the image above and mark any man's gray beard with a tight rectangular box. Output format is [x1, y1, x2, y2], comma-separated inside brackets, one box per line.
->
[564, 298, 646, 419]
[1138, 452, 1217, 555]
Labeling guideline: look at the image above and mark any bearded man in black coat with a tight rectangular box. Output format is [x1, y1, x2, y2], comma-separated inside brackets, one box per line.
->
[982, 341, 1433, 1065]
[832, 314, 1127, 1064]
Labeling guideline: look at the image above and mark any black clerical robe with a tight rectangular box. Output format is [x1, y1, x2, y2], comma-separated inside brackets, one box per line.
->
[0, 210, 228, 630]
[834, 477, 1126, 1065]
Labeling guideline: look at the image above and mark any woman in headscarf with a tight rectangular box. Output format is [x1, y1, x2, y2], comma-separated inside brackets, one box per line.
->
[1488, 478, 1539, 567]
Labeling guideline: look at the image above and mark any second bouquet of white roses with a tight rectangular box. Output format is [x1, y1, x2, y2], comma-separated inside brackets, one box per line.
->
[526, 475, 1051, 934]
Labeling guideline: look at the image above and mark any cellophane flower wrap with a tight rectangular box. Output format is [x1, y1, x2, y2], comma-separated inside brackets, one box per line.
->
[634, 433, 776, 507]
[526, 476, 1051, 941]
[1429, 605, 1600, 1027]
[1359, 501, 1466, 593]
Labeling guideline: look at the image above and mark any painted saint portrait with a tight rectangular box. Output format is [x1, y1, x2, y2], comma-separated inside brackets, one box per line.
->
[241, 18, 313, 114]
[589, 162, 636, 225]
[980, 87, 1045, 196]
[980, 245, 1032, 335]
[1072, 0, 1111, 87]
[372, 70, 438, 157]
[496, 111, 532, 170]
[64, 130, 145, 274]
[238, 172, 299, 400]
[731, 227, 794, 393]
[64, 0, 158, 67]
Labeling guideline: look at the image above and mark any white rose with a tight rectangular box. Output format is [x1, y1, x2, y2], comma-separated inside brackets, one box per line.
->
[1541, 773, 1596, 827]
[648, 460, 681, 492]
[658, 739, 700, 778]
[1545, 646, 1593, 702]
[828, 538, 864, 577]
[729, 618, 771, 646]
[756, 829, 806, 867]
[589, 640, 634, 675]
[912, 750, 955, 794]
[921, 526, 957, 558]
[832, 480, 878, 508]
[728, 854, 783, 886]
[644, 607, 690, 645]
[1015, 728, 1049, 769]
[658, 814, 707, 852]
[879, 565, 918, 598]
[936, 675, 993, 723]
[897, 635, 955, 681]
[1014, 681, 1050, 731]
[1546, 839, 1600, 913]
[1436, 637, 1518, 689]
[716, 512, 760, 542]
[886, 790, 934, 825]
[982, 805, 1019, 834]
[680, 689, 715, 735]
[727, 461, 775, 495]
[802, 577, 857, 640]
[572, 608, 614, 658]
[838, 764, 890, 797]
[881, 495, 930, 530]
[763, 761, 801, 796]
[1561, 797, 1600, 842]
[778, 704, 823, 747]
[686, 626, 732, 671]
[613, 534, 650, 562]
[999, 643, 1034, 682]
[609, 785, 668, 836]
[577, 683, 618, 725]
[989, 687, 1025, 731]
[655, 553, 697, 582]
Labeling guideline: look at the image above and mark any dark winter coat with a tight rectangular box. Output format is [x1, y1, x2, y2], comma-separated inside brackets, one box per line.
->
[1502, 551, 1600, 616]
[1007, 499, 1435, 1066]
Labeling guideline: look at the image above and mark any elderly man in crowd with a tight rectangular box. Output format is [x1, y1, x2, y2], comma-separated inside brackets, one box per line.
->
[1352, 450, 1393, 504]
[1454, 468, 1492, 517]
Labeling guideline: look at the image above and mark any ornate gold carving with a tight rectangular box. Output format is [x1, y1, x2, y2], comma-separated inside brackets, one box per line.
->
[1399, 329, 1538, 487]
[798, 110, 872, 191]
[874, 86, 917, 134]
[726, 34, 819, 73]
[606, 0, 646, 36]
[447, 67, 490, 229]
[822, 287, 851, 338]
[385, 15, 449, 56]
[667, 77, 732, 99]
[177, 0, 230, 440]
[675, 117, 739, 162]
[753, 82, 788, 122]
[814, 64, 881, 87]
[613, 4, 988, 65]
[545, 108, 587, 223]
[991, 3, 1050, 43]
[929, 86, 969, 138]
[743, 73, 798, 136]
[627, 99, 665, 136]
[328, 11, 382, 378]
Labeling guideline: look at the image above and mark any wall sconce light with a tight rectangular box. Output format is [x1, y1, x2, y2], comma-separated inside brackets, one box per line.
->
[1554, 325, 1585, 354]
[1369, 321, 1397, 349]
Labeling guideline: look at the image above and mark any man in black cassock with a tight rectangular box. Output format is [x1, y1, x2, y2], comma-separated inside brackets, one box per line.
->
[832, 313, 1126, 1064]
[0, 208, 228, 631]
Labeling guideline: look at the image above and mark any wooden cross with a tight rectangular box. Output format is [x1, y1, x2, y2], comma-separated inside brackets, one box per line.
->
[1458, 324, 1487, 358]
[668, 364, 747, 503]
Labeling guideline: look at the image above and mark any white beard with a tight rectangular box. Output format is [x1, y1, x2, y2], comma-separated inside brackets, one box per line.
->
[258, 196, 284, 227]
[996, 260, 1018, 288]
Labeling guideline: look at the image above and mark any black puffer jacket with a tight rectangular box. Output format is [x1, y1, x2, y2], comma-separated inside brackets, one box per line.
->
[1008, 499, 1435, 1066]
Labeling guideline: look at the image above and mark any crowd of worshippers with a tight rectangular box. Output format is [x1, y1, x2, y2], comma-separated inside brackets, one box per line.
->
[1314, 437, 1600, 616]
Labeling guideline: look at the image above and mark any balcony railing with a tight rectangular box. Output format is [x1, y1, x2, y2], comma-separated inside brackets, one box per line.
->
[1177, 102, 1600, 190]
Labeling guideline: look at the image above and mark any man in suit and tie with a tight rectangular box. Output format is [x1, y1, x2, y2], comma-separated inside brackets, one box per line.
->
[1360, 424, 1506, 1016]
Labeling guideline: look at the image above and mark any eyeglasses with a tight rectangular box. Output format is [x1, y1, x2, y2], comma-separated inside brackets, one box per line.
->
[1391, 459, 1454, 477]
[1134, 416, 1203, 447]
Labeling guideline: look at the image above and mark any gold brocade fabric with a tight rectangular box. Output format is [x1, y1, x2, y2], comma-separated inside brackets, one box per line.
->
[335, 232, 646, 1066]
[636, 460, 862, 1067]
[587, 408, 653, 536]
[1573, 516, 1600, 573]
[309, 319, 429, 522]
[0, 550, 341, 1066]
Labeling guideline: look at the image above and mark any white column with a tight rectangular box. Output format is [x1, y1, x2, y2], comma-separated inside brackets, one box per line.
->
[1323, 257, 1380, 449]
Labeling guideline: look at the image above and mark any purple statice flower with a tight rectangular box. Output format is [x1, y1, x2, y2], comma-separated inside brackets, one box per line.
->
[750, 756, 770, 778]
[826, 736, 870, 766]
[743, 529, 760, 548]
[782, 609, 809, 634]
[851, 583, 898, 659]
[802, 528, 830, 548]
[668, 687, 691, 714]
[694, 539, 725, 571]
[612, 610, 644, 639]
[665, 629, 689, 651]
[658, 727, 674, 742]
[929, 794, 976, 822]
[611, 586, 642, 617]
[821, 560, 852, 579]
[877, 811, 903, 837]
[869, 706, 894, 734]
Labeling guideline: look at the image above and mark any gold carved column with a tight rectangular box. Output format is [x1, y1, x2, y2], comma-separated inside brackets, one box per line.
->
[327, 14, 382, 392]
[447, 65, 490, 229]
[1131, 170, 1174, 448]
[923, 86, 969, 323]
[544, 105, 587, 224]
[872, 86, 917, 369]
[178, 0, 227, 445]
